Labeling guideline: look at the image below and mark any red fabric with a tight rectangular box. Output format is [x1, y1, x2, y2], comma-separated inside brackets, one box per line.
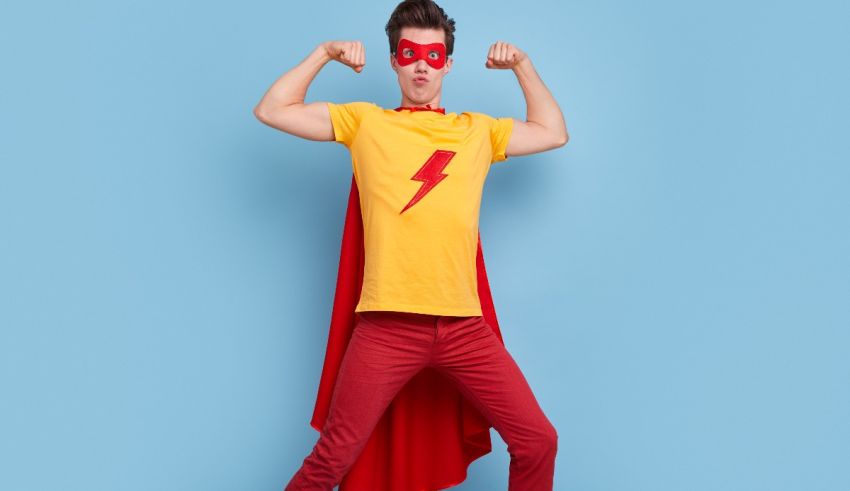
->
[393, 105, 446, 114]
[308, 175, 505, 490]
[394, 38, 447, 69]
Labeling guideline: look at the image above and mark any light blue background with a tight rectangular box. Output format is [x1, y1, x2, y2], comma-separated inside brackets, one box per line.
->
[2, 0, 848, 490]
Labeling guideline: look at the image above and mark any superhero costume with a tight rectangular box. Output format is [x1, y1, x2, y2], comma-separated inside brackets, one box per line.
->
[323, 101, 512, 317]
[308, 176, 505, 490]
[306, 39, 515, 488]
[394, 38, 448, 69]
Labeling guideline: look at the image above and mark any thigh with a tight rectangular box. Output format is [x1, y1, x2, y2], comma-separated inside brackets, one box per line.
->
[432, 317, 555, 442]
[334, 311, 433, 387]
[322, 312, 434, 432]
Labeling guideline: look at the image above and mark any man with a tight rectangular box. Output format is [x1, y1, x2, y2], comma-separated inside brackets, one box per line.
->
[254, 1, 568, 489]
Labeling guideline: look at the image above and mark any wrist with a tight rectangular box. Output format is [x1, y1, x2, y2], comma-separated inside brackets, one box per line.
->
[512, 55, 532, 73]
[315, 42, 332, 63]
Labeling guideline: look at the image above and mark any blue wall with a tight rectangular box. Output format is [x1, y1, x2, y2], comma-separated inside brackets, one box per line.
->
[2, 0, 848, 490]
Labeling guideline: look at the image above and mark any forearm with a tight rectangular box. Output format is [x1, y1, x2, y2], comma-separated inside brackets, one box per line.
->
[512, 57, 568, 141]
[254, 43, 332, 112]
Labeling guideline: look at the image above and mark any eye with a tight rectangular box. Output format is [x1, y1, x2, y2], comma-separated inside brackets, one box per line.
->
[403, 48, 414, 57]
[428, 51, 439, 59]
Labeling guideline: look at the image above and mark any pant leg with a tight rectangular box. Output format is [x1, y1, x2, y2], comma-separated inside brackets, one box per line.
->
[430, 315, 558, 491]
[284, 311, 437, 491]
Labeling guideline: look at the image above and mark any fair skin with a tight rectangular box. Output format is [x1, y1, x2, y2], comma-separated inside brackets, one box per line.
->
[389, 26, 452, 109]
[253, 27, 569, 156]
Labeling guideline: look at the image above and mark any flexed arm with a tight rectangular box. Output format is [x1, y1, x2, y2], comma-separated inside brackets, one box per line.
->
[253, 41, 366, 141]
[486, 41, 569, 157]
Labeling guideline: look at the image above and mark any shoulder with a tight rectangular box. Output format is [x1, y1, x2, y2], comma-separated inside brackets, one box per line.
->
[326, 101, 384, 127]
[459, 110, 490, 122]
[327, 101, 383, 114]
[460, 111, 514, 132]
[326, 102, 385, 146]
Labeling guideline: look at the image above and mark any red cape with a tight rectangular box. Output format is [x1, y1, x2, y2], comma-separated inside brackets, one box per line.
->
[308, 174, 505, 490]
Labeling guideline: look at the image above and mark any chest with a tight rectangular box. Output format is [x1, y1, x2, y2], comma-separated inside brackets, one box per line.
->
[352, 118, 490, 185]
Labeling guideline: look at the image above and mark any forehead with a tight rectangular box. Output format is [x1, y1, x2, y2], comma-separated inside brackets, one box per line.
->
[398, 26, 445, 45]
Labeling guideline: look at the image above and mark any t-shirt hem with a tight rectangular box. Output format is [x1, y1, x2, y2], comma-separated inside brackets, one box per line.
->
[355, 301, 483, 317]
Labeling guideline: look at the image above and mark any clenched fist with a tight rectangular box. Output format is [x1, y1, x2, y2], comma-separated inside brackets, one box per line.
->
[485, 41, 527, 70]
[324, 40, 366, 73]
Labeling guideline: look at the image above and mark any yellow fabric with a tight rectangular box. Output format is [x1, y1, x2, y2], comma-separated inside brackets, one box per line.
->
[327, 101, 514, 316]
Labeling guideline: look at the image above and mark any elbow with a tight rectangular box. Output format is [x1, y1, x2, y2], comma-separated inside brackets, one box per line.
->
[554, 132, 569, 148]
[253, 105, 268, 123]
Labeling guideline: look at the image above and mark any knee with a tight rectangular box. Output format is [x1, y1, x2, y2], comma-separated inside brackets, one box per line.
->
[511, 422, 558, 460]
[539, 423, 558, 456]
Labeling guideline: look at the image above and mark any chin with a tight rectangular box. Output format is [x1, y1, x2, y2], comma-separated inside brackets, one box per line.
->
[407, 92, 428, 103]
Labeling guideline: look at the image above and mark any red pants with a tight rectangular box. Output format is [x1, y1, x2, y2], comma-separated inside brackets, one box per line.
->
[285, 311, 558, 490]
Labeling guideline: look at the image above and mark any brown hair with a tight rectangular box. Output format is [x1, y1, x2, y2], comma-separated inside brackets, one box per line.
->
[385, 0, 456, 56]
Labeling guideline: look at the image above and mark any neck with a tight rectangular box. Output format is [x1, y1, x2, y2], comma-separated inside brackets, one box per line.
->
[400, 95, 441, 109]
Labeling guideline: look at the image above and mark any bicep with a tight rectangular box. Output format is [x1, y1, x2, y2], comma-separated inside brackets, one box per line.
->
[254, 102, 335, 142]
[504, 120, 565, 157]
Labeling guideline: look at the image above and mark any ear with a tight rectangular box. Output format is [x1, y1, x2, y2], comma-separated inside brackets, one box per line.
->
[390, 54, 398, 72]
[444, 56, 452, 74]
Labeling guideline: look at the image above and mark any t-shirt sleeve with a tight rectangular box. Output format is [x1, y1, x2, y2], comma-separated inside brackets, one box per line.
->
[490, 116, 515, 163]
[326, 101, 378, 147]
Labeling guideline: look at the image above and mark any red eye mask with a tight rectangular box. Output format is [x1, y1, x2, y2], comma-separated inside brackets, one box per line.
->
[394, 38, 447, 69]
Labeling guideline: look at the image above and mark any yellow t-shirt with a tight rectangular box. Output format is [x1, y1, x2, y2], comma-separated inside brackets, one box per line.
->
[327, 101, 514, 316]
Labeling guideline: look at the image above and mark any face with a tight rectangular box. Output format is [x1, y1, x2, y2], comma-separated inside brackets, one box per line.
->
[390, 26, 452, 106]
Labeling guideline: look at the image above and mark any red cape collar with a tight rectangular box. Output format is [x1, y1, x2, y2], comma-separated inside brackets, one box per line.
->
[394, 104, 446, 114]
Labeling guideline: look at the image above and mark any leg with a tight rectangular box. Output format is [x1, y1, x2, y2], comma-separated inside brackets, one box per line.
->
[431, 316, 558, 491]
[284, 311, 435, 491]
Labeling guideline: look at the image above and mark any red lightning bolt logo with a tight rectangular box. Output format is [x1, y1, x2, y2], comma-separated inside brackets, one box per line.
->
[400, 150, 456, 214]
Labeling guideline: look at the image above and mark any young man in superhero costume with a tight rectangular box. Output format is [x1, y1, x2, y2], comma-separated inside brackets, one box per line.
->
[254, 1, 568, 489]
